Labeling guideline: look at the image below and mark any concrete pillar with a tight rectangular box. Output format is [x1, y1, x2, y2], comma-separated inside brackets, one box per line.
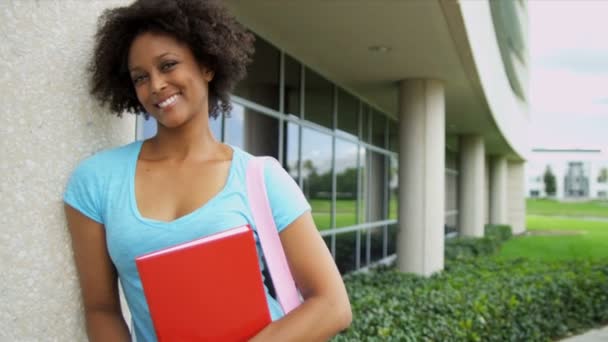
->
[508, 161, 526, 234]
[458, 135, 485, 237]
[396, 79, 445, 276]
[490, 156, 508, 224]
[2, 1, 133, 340]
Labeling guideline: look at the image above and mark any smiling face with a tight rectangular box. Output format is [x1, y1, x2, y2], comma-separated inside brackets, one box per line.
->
[127, 32, 214, 129]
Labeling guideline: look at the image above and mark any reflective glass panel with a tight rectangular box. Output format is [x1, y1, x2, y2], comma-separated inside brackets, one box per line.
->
[389, 155, 399, 220]
[304, 68, 333, 129]
[387, 224, 397, 256]
[372, 110, 386, 148]
[284, 54, 301, 116]
[370, 226, 384, 263]
[388, 119, 398, 152]
[302, 128, 333, 230]
[358, 147, 367, 224]
[283, 121, 300, 183]
[225, 103, 279, 158]
[360, 105, 371, 143]
[337, 88, 359, 138]
[365, 151, 387, 222]
[335, 232, 357, 274]
[234, 35, 280, 111]
[335, 138, 358, 228]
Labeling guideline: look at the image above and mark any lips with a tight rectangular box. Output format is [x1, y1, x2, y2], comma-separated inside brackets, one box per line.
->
[155, 93, 181, 109]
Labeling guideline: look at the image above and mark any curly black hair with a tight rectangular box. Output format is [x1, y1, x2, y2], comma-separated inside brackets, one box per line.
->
[89, 0, 255, 118]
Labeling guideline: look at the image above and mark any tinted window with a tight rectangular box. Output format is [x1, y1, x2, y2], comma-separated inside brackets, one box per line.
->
[337, 88, 359, 138]
[234, 35, 280, 111]
[284, 54, 301, 116]
[304, 68, 333, 129]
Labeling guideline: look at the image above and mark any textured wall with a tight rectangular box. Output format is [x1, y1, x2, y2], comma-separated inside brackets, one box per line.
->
[0, 1, 134, 340]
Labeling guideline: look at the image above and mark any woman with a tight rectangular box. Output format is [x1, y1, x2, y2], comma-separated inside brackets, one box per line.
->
[64, 0, 351, 341]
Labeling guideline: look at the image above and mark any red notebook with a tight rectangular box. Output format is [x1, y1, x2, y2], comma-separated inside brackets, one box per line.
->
[135, 225, 271, 342]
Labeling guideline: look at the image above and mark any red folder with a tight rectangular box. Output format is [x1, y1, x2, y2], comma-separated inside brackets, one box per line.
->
[135, 225, 271, 342]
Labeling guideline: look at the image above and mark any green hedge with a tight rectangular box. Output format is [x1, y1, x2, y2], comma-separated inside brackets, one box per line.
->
[335, 258, 608, 341]
[445, 224, 512, 261]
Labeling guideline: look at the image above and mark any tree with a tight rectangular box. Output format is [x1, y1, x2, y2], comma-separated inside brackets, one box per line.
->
[543, 165, 556, 197]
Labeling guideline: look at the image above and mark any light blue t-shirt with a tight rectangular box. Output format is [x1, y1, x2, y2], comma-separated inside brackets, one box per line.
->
[64, 140, 310, 342]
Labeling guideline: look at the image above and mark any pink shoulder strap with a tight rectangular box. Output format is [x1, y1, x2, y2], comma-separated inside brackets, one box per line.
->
[245, 157, 301, 314]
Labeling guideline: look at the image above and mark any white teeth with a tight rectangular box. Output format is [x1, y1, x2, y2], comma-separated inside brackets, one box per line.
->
[158, 94, 179, 108]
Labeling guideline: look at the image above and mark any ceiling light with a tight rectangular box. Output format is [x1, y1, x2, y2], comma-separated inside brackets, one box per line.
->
[368, 45, 391, 53]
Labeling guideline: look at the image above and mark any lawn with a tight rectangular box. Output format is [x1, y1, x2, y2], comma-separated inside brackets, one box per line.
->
[527, 198, 608, 218]
[310, 198, 398, 230]
[495, 215, 608, 261]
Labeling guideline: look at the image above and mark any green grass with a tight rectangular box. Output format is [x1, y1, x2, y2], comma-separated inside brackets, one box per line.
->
[495, 216, 608, 261]
[527, 198, 608, 218]
[310, 198, 398, 230]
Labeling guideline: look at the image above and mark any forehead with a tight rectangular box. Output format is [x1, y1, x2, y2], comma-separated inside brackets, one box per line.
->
[128, 32, 191, 68]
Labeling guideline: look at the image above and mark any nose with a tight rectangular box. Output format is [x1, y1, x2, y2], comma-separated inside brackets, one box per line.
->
[149, 72, 167, 94]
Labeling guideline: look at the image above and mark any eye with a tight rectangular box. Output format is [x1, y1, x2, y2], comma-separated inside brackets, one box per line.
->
[131, 74, 148, 85]
[160, 61, 177, 71]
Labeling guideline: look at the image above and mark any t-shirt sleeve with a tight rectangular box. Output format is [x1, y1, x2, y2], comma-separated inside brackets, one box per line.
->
[263, 158, 311, 233]
[63, 157, 104, 224]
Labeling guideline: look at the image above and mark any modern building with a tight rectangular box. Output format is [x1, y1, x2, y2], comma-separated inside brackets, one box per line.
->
[526, 148, 608, 200]
[3, 0, 528, 339]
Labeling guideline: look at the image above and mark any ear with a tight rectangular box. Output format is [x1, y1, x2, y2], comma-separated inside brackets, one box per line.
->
[202, 67, 215, 82]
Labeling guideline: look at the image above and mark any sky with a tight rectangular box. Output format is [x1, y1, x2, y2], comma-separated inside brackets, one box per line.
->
[529, 1, 608, 150]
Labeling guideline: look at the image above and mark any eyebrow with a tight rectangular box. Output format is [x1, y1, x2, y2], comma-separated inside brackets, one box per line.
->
[128, 52, 179, 73]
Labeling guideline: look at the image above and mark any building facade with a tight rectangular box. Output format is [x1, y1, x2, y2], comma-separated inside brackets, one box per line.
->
[526, 148, 608, 200]
[2, 0, 528, 339]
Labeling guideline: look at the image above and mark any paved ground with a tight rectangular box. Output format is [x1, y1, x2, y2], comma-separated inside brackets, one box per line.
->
[559, 325, 608, 342]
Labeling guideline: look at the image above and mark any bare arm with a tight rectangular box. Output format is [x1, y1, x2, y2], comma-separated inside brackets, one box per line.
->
[250, 212, 352, 342]
[65, 204, 131, 342]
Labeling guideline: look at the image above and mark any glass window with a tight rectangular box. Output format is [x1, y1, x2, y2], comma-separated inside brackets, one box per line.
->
[387, 224, 397, 256]
[335, 232, 357, 274]
[337, 88, 359, 138]
[365, 151, 387, 222]
[283, 121, 300, 183]
[224, 104, 245, 149]
[372, 110, 386, 148]
[358, 147, 367, 224]
[388, 119, 398, 152]
[233, 35, 280, 111]
[360, 105, 371, 143]
[335, 138, 358, 228]
[369, 227, 384, 263]
[225, 103, 279, 158]
[284, 54, 301, 116]
[301, 128, 333, 230]
[304, 68, 333, 129]
[389, 155, 398, 220]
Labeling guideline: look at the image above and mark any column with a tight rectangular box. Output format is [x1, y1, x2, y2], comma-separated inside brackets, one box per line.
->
[490, 156, 508, 224]
[507, 161, 526, 235]
[396, 79, 445, 276]
[458, 135, 485, 237]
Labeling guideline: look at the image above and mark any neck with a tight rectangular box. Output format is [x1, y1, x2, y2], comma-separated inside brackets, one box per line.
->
[147, 112, 222, 162]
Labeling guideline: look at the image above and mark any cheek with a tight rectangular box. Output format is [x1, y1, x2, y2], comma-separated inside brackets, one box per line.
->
[134, 87, 150, 108]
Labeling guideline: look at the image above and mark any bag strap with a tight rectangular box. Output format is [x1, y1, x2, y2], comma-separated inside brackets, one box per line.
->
[245, 157, 301, 314]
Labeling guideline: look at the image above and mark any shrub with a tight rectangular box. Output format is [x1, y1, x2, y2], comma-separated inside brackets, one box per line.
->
[335, 258, 608, 341]
[444, 224, 512, 261]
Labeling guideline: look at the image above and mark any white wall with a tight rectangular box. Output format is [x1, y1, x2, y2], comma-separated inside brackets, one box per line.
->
[459, 0, 530, 159]
[1, 1, 133, 340]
